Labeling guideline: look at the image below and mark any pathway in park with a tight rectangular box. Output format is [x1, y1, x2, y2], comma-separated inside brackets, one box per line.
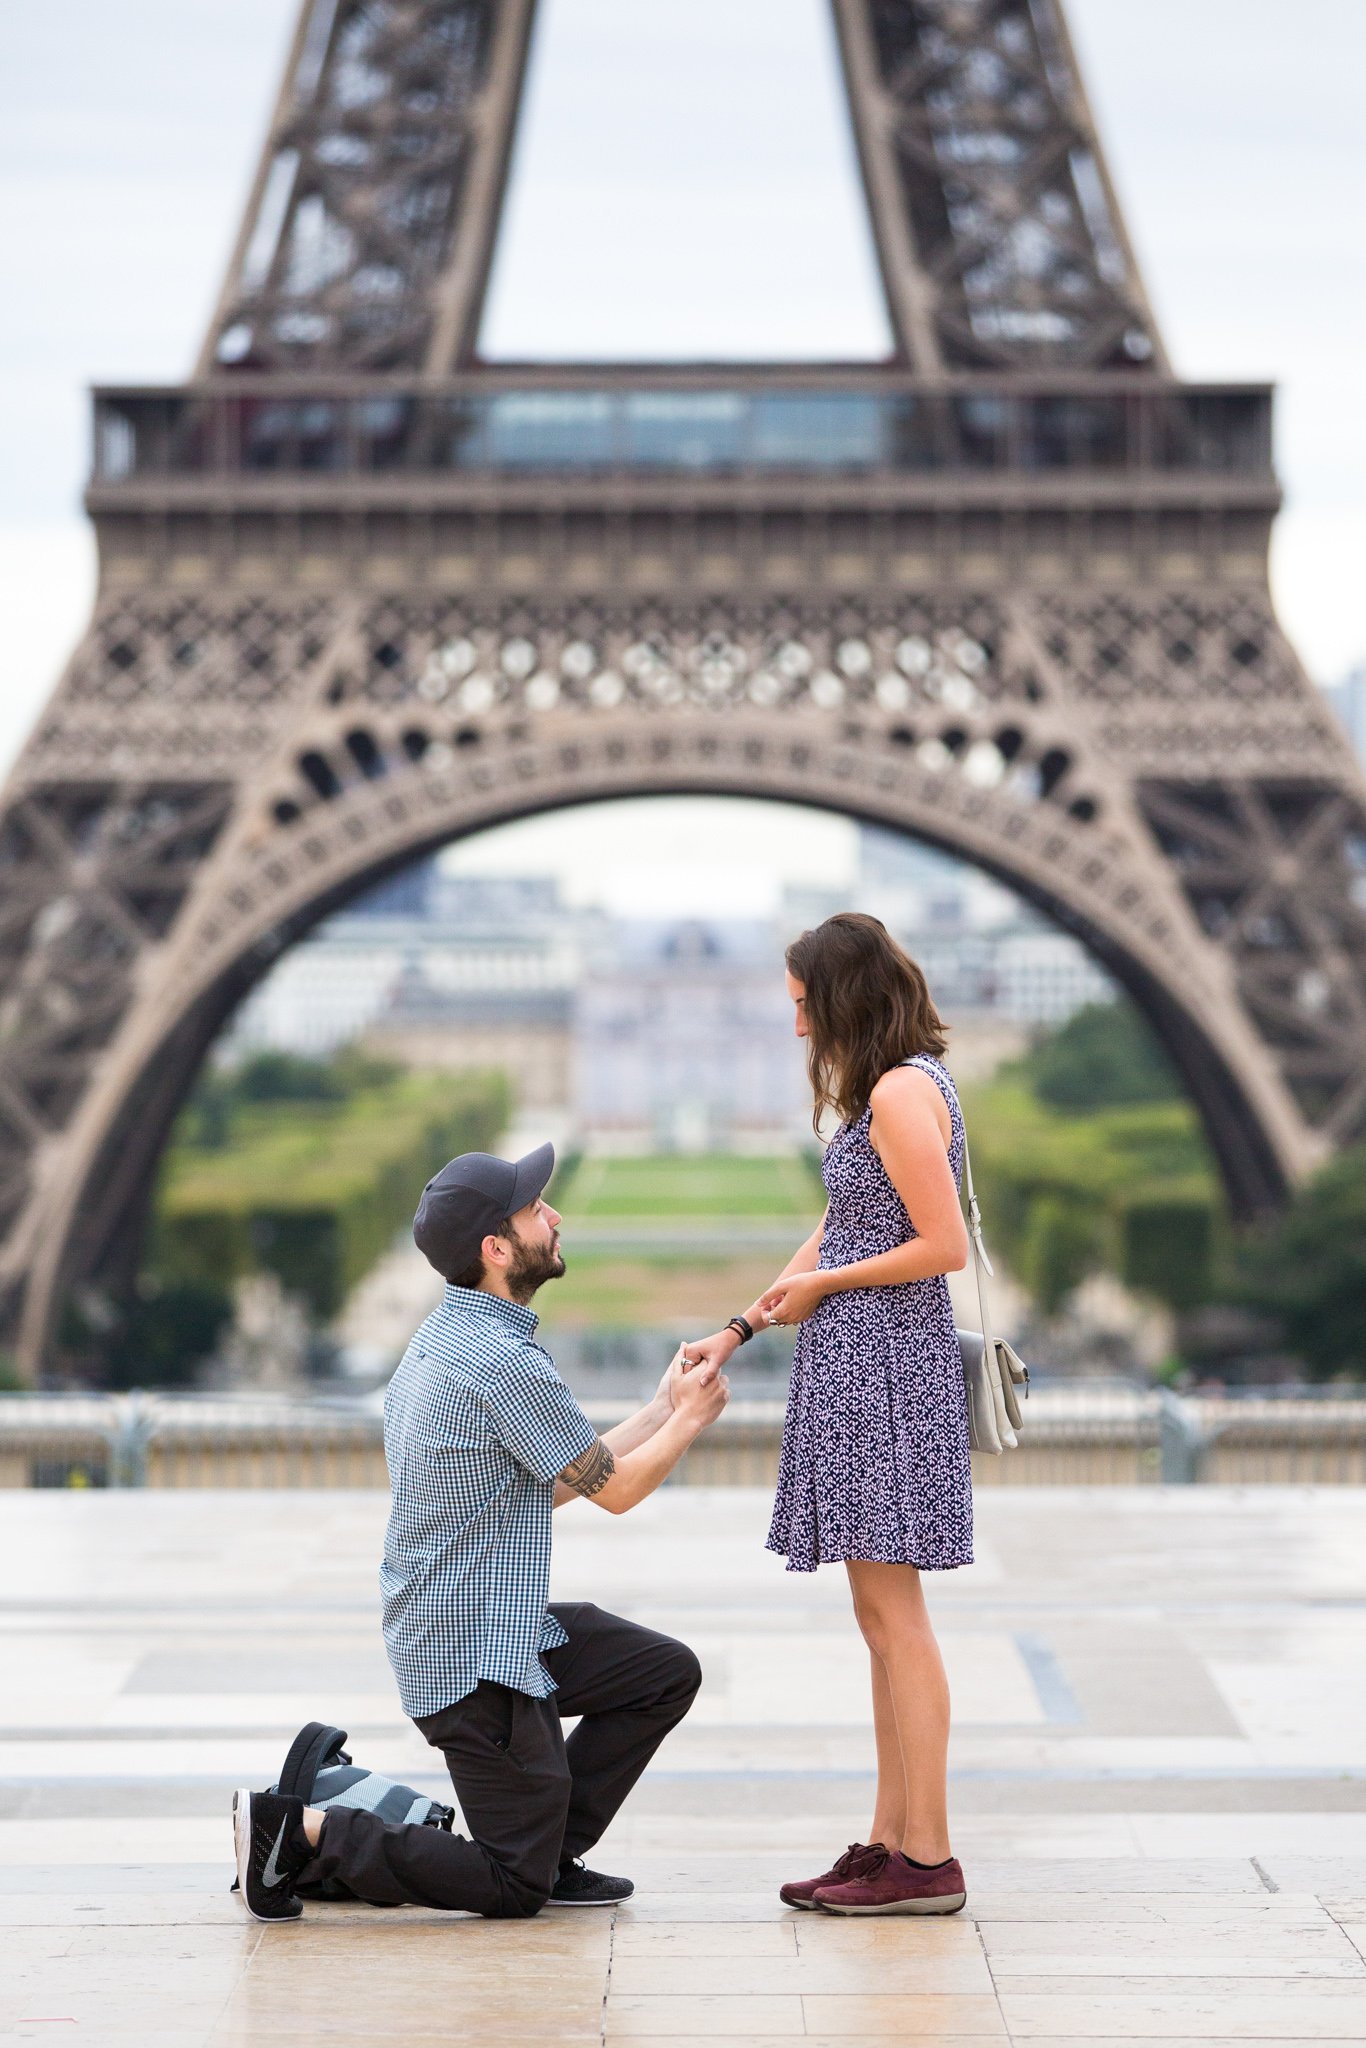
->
[1, 1484, 1365, 2042]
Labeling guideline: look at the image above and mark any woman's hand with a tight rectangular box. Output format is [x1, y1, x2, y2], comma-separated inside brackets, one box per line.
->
[680, 1327, 742, 1384]
[759, 1271, 830, 1325]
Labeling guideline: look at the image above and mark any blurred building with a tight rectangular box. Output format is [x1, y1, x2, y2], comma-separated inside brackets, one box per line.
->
[225, 862, 582, 1112]
[1325, 666, 1366, 767]
[225, 834, 1120, 1135]
[574, 921, 808, 1151]
[853, 825, 1114, 1024]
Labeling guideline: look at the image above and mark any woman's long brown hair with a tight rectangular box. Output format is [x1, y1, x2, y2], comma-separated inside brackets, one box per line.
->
[786, 912, 948, 1128]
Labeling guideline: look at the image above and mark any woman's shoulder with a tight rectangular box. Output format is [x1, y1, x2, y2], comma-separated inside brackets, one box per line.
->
[869, 1056, 959, 1116]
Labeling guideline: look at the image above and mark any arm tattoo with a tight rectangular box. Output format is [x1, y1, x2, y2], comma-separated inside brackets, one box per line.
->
[560, 1437, 615, 1498]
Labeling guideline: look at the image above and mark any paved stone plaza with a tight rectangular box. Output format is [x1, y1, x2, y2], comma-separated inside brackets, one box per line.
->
[2, 1484, 1366, 2043]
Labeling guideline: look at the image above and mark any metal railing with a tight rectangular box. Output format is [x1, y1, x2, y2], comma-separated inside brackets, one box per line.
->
[3, 1386, 1365, 1489]
[91, 379, 1273, 485]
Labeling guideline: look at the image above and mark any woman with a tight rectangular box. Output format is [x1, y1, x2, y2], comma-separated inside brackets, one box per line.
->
[685, 912, 972, 1916]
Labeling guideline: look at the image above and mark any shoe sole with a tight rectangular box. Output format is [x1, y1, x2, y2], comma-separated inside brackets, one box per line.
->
[232, 1788, 301, 1924]
[780, 1894, 821, 1910]
[545, 1893, 633, 1907]
[817, 1892, 967, 1917]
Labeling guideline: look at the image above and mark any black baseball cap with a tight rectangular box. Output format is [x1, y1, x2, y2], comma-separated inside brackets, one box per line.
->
[412, 1141, 556, 1279]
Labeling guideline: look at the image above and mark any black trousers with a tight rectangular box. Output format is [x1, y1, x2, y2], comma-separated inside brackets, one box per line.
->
[304, 1603, 700, 1917]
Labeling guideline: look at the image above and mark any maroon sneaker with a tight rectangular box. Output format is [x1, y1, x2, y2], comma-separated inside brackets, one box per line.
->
[779, 1841, 884, 1911]
[813, 1846, 966, 1916]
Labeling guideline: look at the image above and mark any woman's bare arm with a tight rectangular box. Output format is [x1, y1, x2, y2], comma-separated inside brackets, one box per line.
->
[762, 1075, 966, 1321]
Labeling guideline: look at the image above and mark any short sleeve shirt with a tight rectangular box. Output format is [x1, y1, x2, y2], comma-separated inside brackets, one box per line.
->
[379, 1287, 598, 1718]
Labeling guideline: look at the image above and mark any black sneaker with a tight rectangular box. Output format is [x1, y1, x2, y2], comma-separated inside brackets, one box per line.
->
[233, 1787, 308, 1922]
[549, 1858, 634, 1906]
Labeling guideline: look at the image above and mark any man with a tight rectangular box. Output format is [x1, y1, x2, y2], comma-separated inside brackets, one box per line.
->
[232, 1140, 728, 1923]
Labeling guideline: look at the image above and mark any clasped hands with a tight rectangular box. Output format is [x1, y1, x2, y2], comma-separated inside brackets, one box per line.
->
[678, 1270, 830, 1385]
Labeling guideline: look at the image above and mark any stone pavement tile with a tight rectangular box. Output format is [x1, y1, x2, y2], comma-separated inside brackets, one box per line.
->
[968, 1888, 1319, 1921]
[611, 1921, 800, 1956]
[3, 2032, 221, 2048]
[618, 1892, 798, 1922]
[800, 1995, 1006, 2036]
[962, 1859, 1266, 1893]
[1264, 1859, 1366, 1893]
[1130, 1815, 1366, 1857]
[65, 1923, 262, 1961]
[609, 1954, 994, 1994]
[995, 1968, 1366, 1993]
[0, 1818, 223, 1863]
[608, 2041, 1008, 2048]
[606, 1994, 803, 2036]
[980, 1917, 1357, 1957]
[0, 1863, 229, 1895]
[253, 1916, 612, 1961]
[991, 1954, 1364, 1980]
[792, 1918, 984, 1955]
[999, 1991, 1366, 2037]
[209, 2038, 601, 2048]
[0, 1887, 242, 1925]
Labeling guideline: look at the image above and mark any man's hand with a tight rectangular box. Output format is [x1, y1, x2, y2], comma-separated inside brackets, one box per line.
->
[672, 1361, 731, 1429]
[652, 1344, 687, 1414]
[760, 1271, 829, 1326]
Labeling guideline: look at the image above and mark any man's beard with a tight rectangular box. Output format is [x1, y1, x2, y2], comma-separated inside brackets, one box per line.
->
[505, 1229, 566, 1304]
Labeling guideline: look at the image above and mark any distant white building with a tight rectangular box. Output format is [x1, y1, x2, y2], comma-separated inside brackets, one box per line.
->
[1325, 666, 1366, 767]
[223, 865, 584, 1072]
[574, 921, 809, 1150]
[992, 930, 1114, 1024]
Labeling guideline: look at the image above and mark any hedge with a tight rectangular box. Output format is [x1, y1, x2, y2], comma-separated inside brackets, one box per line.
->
[153, 1068, 510, 1319]
[959, 1078, 1223, 1315]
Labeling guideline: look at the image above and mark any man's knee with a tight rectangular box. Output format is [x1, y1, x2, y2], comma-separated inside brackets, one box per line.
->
[486, 1876, 551, 1920]
[662, 1637, 702, 1706]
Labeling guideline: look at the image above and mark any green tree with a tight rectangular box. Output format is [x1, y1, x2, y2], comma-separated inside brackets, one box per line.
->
[1021, 1196, 1104, 1316]
[1121, 1191, 1216, 1312]
[1238, 1145, 1366, 1379]
[1022, 1001, 1181, 1113]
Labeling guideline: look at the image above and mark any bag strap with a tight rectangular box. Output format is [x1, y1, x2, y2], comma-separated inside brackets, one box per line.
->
[897, 1057, 997, 1349]
[277, 1722, 350, 1803]
[962, 1133, 997, 1362]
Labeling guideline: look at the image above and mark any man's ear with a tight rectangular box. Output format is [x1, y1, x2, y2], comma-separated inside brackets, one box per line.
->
[481, 1229, 510, 1271]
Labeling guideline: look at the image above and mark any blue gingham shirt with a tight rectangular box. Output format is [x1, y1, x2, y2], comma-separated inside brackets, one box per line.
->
[380, 1287, 598, 1718]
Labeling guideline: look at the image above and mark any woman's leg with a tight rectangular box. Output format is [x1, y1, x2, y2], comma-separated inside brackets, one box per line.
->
[846, 1559, 952, 1865]
[866, 1641, 907, 1850]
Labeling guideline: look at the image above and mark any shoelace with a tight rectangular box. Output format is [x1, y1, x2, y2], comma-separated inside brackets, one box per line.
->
[855, 1843, 892, 1879]
[831, 1840, 884, 1881]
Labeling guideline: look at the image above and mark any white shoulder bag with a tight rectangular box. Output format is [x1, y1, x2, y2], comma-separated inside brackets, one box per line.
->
[956, 1136, 1029, 1455]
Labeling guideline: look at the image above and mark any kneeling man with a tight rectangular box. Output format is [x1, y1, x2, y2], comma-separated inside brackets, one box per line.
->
[233, 1141, 727, 1921]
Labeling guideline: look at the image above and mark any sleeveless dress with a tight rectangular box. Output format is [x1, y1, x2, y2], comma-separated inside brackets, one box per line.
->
[766, 1055, 974, 1574]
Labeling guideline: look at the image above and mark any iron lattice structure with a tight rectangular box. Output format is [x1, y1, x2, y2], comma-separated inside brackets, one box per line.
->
[2, 0, 1365, 1375]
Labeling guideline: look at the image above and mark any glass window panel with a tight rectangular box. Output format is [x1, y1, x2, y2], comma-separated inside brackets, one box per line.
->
[486, 393, 615, 468]
[622, 393, 745, 468]
[951, 395, 1012, 468]
[1021, 396, 1129, 469]
[752, 393, 884, 468]
[354, 396, 415, 469]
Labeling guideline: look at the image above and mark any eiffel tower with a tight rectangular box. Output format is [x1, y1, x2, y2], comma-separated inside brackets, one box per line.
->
[2, 0, 1364, 1377]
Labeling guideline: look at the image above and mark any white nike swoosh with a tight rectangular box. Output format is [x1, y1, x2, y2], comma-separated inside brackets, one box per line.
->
[261, 1816, 292, 1889]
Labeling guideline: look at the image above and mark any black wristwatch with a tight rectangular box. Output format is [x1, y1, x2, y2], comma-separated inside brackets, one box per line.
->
[726, 1315, 754, 1345]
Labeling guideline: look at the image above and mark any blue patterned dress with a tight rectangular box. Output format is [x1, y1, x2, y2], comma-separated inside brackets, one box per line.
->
[766, 1055, 973, 1574]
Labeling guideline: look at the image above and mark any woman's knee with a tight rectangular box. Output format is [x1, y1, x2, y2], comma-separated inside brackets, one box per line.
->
[852, 1596, 933, 1664]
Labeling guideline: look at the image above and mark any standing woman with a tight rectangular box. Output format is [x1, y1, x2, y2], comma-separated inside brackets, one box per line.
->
[686, 912, 972, 1916]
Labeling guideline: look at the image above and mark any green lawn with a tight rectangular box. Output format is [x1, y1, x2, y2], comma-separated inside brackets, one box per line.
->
[554, 1153, 823, 1219]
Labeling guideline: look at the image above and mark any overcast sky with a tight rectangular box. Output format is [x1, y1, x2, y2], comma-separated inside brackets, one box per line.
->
[1, 0, 1363, 909]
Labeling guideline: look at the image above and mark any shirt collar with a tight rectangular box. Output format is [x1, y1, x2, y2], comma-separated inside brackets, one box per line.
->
[442, 1284, 539, 1339]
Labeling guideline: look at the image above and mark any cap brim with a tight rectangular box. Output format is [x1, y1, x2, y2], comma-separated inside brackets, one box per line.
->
[507, 1140, 556, 1215]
